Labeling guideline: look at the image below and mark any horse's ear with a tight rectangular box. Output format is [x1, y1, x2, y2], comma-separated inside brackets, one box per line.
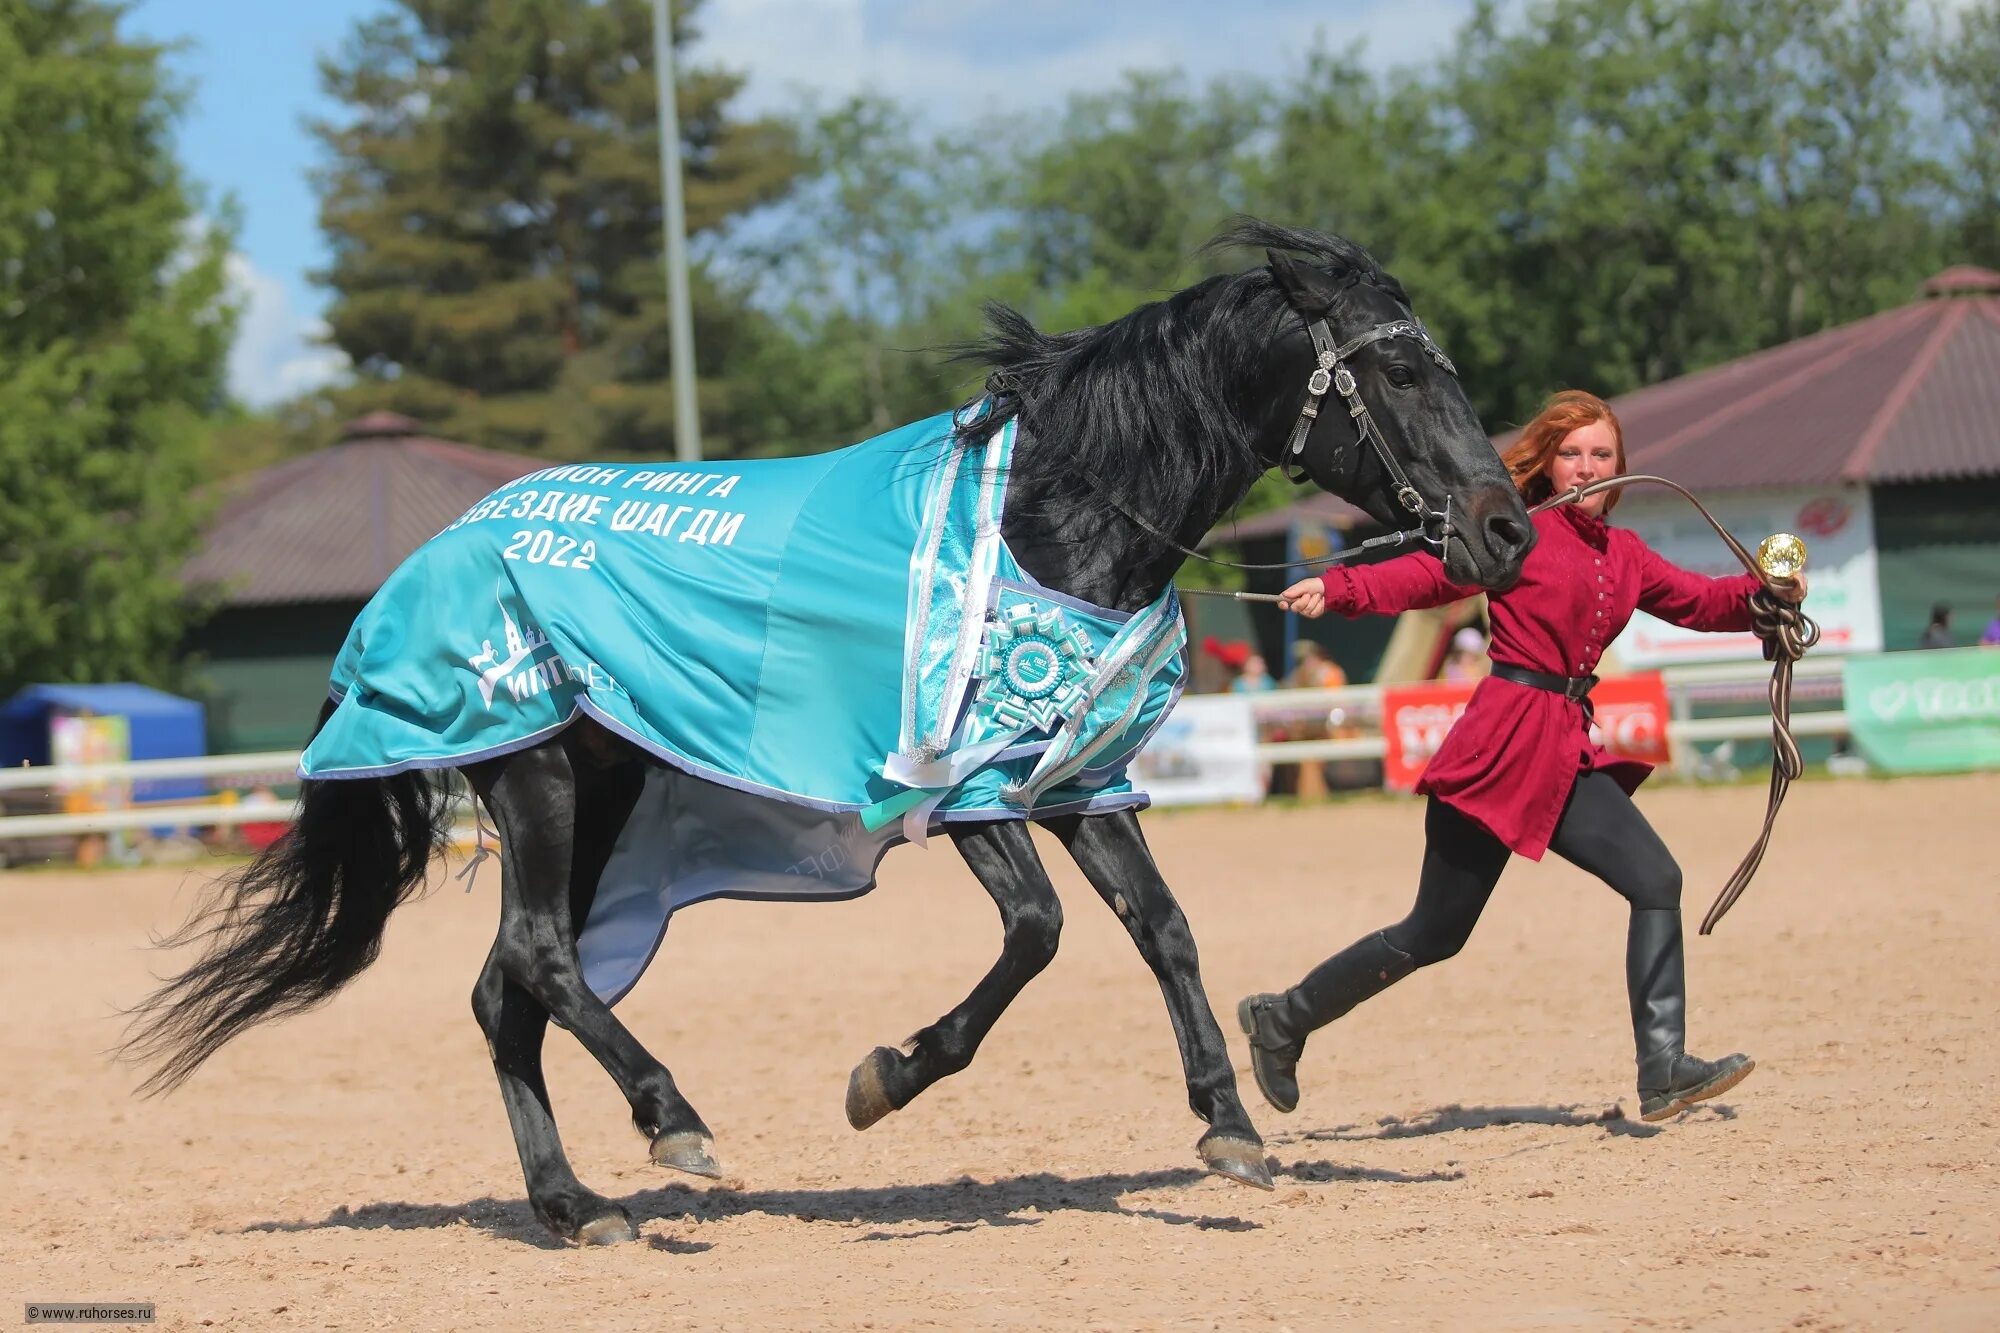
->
[1266, 250, 1334, 314]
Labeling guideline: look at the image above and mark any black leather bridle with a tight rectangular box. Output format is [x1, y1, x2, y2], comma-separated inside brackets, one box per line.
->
[1281, 314, 1459, 551]
[1058, 301, 1468, 574]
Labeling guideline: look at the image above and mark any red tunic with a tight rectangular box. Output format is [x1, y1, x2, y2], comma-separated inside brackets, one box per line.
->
[1321, 504, 1759, 859]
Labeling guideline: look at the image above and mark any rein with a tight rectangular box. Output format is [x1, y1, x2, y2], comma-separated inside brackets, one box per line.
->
[1073, 464, 1448, 573]
[1530, 475, 1819, 934]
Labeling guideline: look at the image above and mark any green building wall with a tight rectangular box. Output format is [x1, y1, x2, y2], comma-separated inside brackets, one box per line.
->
[184, 601, 364, 753]
[1873, 480, 2000, 651]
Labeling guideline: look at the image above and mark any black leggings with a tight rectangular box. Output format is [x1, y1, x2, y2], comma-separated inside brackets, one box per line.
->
[1385, 770, 1683, 967]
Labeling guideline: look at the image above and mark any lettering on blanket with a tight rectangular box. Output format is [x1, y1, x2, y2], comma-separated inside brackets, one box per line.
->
[443, 469, 749, 565]
[498, 529, 599, 570]
[784, 818, 874, 879]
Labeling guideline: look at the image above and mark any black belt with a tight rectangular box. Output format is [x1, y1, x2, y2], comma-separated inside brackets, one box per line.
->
[1490, 661, 1598, 702]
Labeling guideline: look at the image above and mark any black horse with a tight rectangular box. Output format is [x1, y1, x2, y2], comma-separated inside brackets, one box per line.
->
[125, 219, 1533, 1245]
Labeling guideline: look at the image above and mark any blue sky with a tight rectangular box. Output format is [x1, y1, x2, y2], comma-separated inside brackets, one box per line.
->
[127, 0, 1491, 407]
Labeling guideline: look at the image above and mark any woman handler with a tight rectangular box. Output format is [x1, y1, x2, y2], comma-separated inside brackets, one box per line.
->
[1238, 390, 1806, 1122]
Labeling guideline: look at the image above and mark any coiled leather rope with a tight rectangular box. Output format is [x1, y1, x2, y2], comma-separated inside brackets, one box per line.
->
[1531, 475, 1820, 933]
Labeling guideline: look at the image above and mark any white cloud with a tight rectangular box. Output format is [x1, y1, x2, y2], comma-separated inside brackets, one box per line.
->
[224, 253, 349, 408]
[692, 0, 1489, 123]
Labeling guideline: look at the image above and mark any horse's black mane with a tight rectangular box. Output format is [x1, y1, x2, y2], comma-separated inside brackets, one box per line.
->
[951, 217, 1407, 536]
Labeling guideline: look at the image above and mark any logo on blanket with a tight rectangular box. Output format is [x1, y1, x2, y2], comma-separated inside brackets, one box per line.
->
[466, 590, 615, 709]
[974, 604, 1096, 734]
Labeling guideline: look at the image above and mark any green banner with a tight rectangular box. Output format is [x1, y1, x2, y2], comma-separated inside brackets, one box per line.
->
[1843, 648, 2000, 773]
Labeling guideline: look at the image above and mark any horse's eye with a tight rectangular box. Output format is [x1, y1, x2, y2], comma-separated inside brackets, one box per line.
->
[1386, 364, 1417, 389]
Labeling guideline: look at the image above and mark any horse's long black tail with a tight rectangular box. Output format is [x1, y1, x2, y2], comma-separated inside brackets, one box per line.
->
[122, 701, 454, 1094]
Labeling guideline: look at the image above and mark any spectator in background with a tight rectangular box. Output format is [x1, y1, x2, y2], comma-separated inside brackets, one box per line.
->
[1980, 595, 2000, 647]
[1202, 638, 1276, 790]
[1442, 625, 1491, 683]
[1286, 640, 1347, 690]
[1233, 652, 1277, 694]
[1305, 638, 1366, 771]
[238, 785, 290, 853]
[1920, 604, 1954, 650]
[1200, 636, 1253, 693]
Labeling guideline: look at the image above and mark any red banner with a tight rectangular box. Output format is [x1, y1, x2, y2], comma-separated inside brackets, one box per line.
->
[1586, 673, 1673, 766]
[1380, 672, 1672, 790]
[1380, 680, 1474, 790]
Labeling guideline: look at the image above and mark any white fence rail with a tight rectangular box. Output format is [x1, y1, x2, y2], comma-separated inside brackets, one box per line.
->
[1253, 706, 1848, 764]
[1244, 657, 1847, 765]
[0, 799, 302, 840]
[0, 659, 1849, 843]
[0, 750, 299, 792]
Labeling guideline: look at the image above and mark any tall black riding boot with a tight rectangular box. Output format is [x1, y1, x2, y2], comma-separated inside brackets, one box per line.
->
[1628, 908, 1755, 1121]
[1237, 931, 1416, 1113]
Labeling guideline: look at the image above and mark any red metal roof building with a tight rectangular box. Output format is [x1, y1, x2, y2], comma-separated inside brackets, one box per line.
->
[187, 412, 542, 605]
[1610, 267, 2000, 654]
[1506, 265, 2000, 489]
[185, 414, 542, 751]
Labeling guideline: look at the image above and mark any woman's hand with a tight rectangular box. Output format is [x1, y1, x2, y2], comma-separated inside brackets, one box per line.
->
[1772, 573, 1808, 604]
[1279, 576, 1327, 619]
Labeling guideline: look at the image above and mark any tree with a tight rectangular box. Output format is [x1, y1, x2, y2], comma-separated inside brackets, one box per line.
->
[1244, 0, 1947, 430]
[727, 0, 1965, 465]
[736, 75, 1275, 451]
[310, 0, 802, 458]
[993, 71, 1266, 330]
[723, 93, 989, 450]
[0, 0, 234, 691]
[1936, 0, 2000, 266]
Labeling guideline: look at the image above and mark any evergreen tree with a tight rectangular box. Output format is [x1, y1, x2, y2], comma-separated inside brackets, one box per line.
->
[312, 0, 801, 458]
[0, 0, 234, 690]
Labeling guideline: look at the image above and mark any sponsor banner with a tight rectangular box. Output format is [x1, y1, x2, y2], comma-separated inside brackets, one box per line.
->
[1132, 694, 1264, 806]
[1588, 673, 1674, 767]
[1843, 648, 2000, 773]
[1610, 486, 1881, 666]
[1380, 681, 1473, 790]
[1381, 673, 1671, 789]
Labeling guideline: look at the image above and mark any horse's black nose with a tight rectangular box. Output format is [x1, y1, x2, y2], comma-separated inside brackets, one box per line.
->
[1481, 512, 1533, 568]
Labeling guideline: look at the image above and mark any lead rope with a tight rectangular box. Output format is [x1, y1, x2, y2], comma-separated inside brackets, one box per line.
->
[1066, 451, 1444, 573]
[1532, 475, 1820, 933]
[455, 794, 499, 893]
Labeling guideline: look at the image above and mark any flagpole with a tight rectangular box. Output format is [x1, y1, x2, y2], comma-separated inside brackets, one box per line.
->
[651, 0, 702, 462]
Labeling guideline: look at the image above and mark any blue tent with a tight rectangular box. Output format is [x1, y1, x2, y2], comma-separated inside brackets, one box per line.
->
[0, 684, 208, 803]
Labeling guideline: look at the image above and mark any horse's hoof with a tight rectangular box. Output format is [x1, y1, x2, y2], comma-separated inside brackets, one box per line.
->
[845, 1046, 900, 1130]
[650, 1129, 724, 1179]
[575, 1208, 637, 1246]
[1198, 1133, 1275, 1191]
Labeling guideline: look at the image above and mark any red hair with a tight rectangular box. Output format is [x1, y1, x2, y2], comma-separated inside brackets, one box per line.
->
[1500, 389, 1627, 515]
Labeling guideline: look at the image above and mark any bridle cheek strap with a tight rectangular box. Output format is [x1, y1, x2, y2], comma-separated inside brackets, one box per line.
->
[1284, 316, 1459, 549]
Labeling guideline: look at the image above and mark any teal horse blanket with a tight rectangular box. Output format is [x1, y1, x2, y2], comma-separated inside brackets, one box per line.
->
[301, 410, 1186, 1002]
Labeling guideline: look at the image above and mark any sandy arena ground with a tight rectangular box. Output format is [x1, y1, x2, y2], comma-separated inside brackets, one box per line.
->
[2, 774, 1996, 1330]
